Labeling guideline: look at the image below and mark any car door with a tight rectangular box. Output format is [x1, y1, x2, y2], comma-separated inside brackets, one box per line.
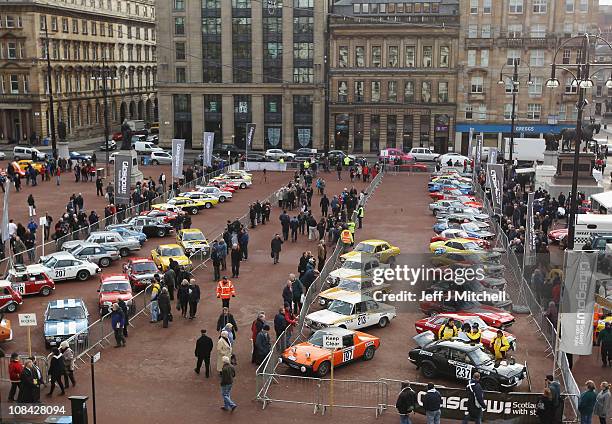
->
[53, 259, 73, 280]
[448, 348, 474, 381]
[365, 299, 384, 325]
[78, 247, 95, 262]
[430, 346, 454, 376]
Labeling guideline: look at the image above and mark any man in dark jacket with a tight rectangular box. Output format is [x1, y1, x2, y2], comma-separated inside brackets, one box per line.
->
[300, 268, 319, 293]
[598, 321, 612, 366]
[164, 266, 176, 301]
[273, 308, 288, 352]
[194, 329, 213, 377]
[158, 287, 172, 328]
[396, 382, 416, 424]
[216, 307, 238, 338]
[291, 276, 304, 315]
[111, 303, 126, 347]
[188, 279, 201, 319]
[254, 325, 271, 365]
[271, 234, 283, 264]
[220, 356, 237, 411]
[320, 194, 329, 216]
[279, 211, 290, 240]
[463, 373, 485, 424]
[423, 383, 442, 424]
[282, 281, 293, 308]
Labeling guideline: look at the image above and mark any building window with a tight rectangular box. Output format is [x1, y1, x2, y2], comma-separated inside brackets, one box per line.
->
[7, 42, 17, 59]
[439, 46, 449, 68]
[422, 46, 433, 67]
[264, 42, 282, 59]
[508, 24, 522, 38]
[388, 81, 397, 102]
[202, 18, 221, 34]
[174, 0, 185, 11]
[293, 16, 313, 34]
[62, 18, 69, 32]
[293, 68, 313, 83]
[387, 115, 397, 148]
[371, 46, 381, 68]
[370, 115, 380, 153]
[504, 104, 513, 120]
[9, 74, 18, 93]
[481, 24, 491, 38]
[388, 46, 399, 67]
[468, 25, 478, 39]
[23, 74, 29, 93]
[355, 46, 365, 67]
[233, 0, 251, 7]
[579, 0, 588, 12]
[175, 42, 186, 60]
[438, 82, 449, 103]
[529, 77, 543, 96]
[533, 0, 547, 13]
[294, 42, 313, 60]
[483, 0, 492, 13]
[354, 81, 364, 102]
[51, 17, 58, 31]
[509, 0, 523, 13]
[565, 0, 574, 13]
[338, 81, 348, 103]
[530, 50, 545, 66]
[175, 17, 185, 35]
[294, 0, 313, 6]
[339, 46, 348, 67]
[467, 50, 476, 67]
[405, 46, 415, 67]
[421, 81, 432, 103]
[371, 81, 381, 102]
[470, 76, 483, 93]
[203, 0, 221, 7]
[477, 104, 487, 120]
[176, 67, 186, 83]
[470, 0, 478, 14]
[562, 49, 571, 64]
[481, 50, 489, 66]
[507, 49, 521, 65]
[530, 24, 546, 38]
[404, 81, 414, 102]
[565, 77, 577, 93]
[527, 104, 541, 120]
[465, 104, 473, 120]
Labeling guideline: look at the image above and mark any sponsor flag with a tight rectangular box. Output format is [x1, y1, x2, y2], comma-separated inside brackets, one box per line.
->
[246, 123, 256, 148]
[202, 132, 214, 167]
[473, 134, 483, 183]
[524, 192, 537, 266]
[467, 127, 474, 159]
[114, 154, 132, 205]
[1, 180, 9, 243]
[172, 138, 185, 178]
[559, 250, 598, 355]
[488, 148, 498, 164]
[486, 163, 504, 215]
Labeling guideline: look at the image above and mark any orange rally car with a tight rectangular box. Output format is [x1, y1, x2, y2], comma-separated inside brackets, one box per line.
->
[281, 327, 380, 377]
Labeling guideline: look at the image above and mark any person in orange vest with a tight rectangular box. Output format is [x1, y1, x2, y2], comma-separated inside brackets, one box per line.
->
[216, 276, 236, 308]
[340, 226, 353, 251]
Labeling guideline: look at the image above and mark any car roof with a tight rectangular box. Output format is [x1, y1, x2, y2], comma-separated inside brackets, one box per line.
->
[46, 251, 77, 259]
[158, 244, 181, 249]
[48, 299, 85, 309]
[180, 229, 203, 234]
[312, 327, 355, 337]
[72, 242, 104, 248]
[331, 292, 374, 304]
[433, 339, 480, 352]
[101, 274, 129, 282]
[358, 239, 389, 246]
[129, 257, 155, 263]
[90, 231, 121, 236]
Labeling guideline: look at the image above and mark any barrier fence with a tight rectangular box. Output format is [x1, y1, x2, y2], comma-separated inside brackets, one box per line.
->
[256, 170, 385, 406]
[0, 355, 48, 383]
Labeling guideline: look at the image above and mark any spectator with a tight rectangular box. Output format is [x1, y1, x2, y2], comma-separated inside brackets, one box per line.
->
[194, 329, 213, 378]
[396, 382, 416, 424]
[594, 382, 610, 424]
[423, 382, 442, 424]
[578, 380, 597, 424]
[8, 353, 23, 402]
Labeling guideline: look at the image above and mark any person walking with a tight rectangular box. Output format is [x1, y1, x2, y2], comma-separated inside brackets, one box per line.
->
[95, 176, 104, 196]
[27, 194, 36, 217]
[395, 382, 416, 424]
[47, 349, 65, 396]
[271, 234, 283, 264]
[163, 266, 176, 301]
[8, 353, 23, 402]
[158, 287, 171, 328]
[177, 280, 190, 318]
[216, 307, 238, 337]
[220, 356, 237, 412]
[18, 360, 36, 403]
[536, 388, 556, 424]
[279, 210, 290, 241]
[149, 278, 161, 322]
[578, 380, 598, 424]
[188, 279, 201, 319]
[254, 324, 271, 365]
[59, 341, 76, 388]
[211, 242, 221, 281]
[216, 277, 236, 308]
[111, 303, 126, 346]
[194, 329, 213, 378]
[594, 382, 610, 424]
[216, 331, 232, 374]
[598, 321, 612, 367]
[462, 372, 485, 424]
[217, 239, 228, 271]
[230, 244, 242, 278]
[423, 383, 442, 424]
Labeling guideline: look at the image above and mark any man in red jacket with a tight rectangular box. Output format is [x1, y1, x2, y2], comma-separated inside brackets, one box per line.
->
[8, 352, 23, 402]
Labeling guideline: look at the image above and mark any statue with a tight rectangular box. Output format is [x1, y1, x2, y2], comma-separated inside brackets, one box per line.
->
[120, 120, 132, 150]
[57, 121, 67, 142]
[544, 132, 560, 151]
[559, 123, 601, 151]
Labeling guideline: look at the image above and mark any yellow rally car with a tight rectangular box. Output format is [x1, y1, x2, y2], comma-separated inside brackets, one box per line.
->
[17, 160, 46, 173]
[429, 239, 484, 254]
[0, 316, 12, 342]
[151, 244, 192, 271]
[152, 196, 218, 215]
[318, 276, 391, 308]
[341, 239, 400, 265]
[177, 229, 210, 256]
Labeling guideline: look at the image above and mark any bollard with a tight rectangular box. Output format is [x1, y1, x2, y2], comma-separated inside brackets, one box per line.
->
[70, 396, 89, 424]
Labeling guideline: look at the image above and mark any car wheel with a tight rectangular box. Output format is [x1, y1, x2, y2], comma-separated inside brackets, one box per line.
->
[151, 160, 159, 165]
[40, 286, 52, 296]
[157, 228, 167, 237]
[219, 196, 226, 203]
[420, 361, 437, 378]
[119, 248, 129, 257]
[190, 207, 199, 215]
[378, 317, 389, 328]
[240, 183, 246, 189]
[204, 202, 212, 209]
[480, 377, 500, 392]
[363, 346, 375, 361]
[99, 257, 111, 267]
[6, 302, 17, 313]
[77, 270, 90, 281]
[317, 361, 331, 377]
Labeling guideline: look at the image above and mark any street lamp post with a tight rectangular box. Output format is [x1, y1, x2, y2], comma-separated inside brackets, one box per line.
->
[91, 57, 117, 177]
[43, 19, 57, 159]
[546, 33, 612, 250]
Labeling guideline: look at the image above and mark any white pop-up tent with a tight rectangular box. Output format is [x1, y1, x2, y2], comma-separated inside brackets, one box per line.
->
[591, 191, 612, 214]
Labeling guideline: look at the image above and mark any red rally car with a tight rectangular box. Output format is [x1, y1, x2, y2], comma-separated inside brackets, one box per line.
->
[123, 258, 159, 292]
[97, 274, 134, 315]
[429, 188, 477, 202]
[5, 264, 55, 297]
[140, 209, 178, 224]
[0, 281, 23, 313]
[419, 298, 515, 329]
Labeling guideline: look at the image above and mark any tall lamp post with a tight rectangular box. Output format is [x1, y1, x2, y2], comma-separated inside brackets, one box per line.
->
[91, 56, 117, 177]
[546, 33, 612, 250]
[43, 19, 57, 159]
[497, 61, 532, 168]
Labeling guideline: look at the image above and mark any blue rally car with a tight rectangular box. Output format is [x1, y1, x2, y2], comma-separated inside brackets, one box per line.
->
[106, 226, 147, 246]
[44, 298, 89, 349]
[428, 181, 473, 194]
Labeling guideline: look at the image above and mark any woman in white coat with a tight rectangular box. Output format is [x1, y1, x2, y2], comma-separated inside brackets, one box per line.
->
[216, 331, 232, 374]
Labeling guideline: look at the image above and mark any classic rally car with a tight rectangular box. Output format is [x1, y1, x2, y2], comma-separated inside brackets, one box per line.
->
[123, 258, 159, 291]
[43, 298, 89, 349]
[327, 254, 389, 284]
[62, 242, 121, 267]
[103, 226, 147, 246]
[340, 239, 400, 265]
[429, 188, 477, 202]
[152, 196, 218, 214]
[17, 160, 46, 173]
[429, 229, 491, 249]
[408, 333, 526, 391]
[419, 296, 515, 329]
[427, 281, 512, 310]
[281, 327, 380, 377]
[431, 251, 502, 268]
[547, 228, 568, 245]
[429, 239, 486, 255]
[108, 216, 174, 238]
[97, 274, 134, 315]
[62, 231, 141, 257]
[460, 222, 496, 240]
[195, 186, 233, 202]
[177, 191, 220, 205]
[39, 252, 101, 282]
[305, 293, 396, 330]
[0, 281, 23, 313]
[140, 209, 178, 225]
[211, 173, 252, 189]
[414, 314, 517, 354]
[5, 264, 55, 297]
[151, 244, 192, 272]
[318, 278, 391, 307]
[176, 229, 210, 256]
[207, 181, 237, 192]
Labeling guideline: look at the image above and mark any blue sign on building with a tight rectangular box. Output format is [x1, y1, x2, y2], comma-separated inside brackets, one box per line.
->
[456, 123, 575, 134]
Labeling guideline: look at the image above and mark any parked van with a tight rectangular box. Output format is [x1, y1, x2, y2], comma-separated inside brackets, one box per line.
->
[13, 146, 47, 161]
[502, 138, 546, 162]
[134, 141, 163, 155]
[573, 214, 612, 249]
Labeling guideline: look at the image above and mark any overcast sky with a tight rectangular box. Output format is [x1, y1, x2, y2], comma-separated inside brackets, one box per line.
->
[601, 0, 612, 4]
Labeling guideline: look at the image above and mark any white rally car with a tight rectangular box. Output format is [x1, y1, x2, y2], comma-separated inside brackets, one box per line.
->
[211, 173, 252, 189]
[194, 186, 233, 203]
[305, 292, 396, 331]
[39, 252, 101, 282]
[326, 254, 389, 286]
[177, 191, 221, 204]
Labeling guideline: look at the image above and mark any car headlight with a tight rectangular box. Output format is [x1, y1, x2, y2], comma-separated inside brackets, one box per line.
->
[300, 366, 306, 373]
[126, 299, 133, 306]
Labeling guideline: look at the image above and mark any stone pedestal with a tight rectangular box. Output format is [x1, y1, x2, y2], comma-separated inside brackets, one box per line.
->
[543, 150, 558, 166]
[57, 141, 69, 159]
[542, 152, 603, 198]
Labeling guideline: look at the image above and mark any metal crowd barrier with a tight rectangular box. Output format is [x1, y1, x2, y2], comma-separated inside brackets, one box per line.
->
[0, 355, 48, 383]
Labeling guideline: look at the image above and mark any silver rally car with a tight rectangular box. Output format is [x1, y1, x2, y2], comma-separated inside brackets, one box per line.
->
[62, 231, 141, 257]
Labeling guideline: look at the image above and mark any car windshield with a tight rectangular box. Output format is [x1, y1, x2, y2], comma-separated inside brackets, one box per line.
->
[160, 247, 183, 256]
[183, 232, 205, 241]
[327, 300, 353, 315]
[308, 330, 334, 347]
[47, 307, 86, 321]
[67, 245, 82, 254]
[468, 348, 493, 366]
[132, 262, 158, 273]
[41, 257, 58, 268]
[337, 279, 361, 291]
[101, 282, 131, 293]
[354, 243, 375, 253]
[342, 260, 362, 270]
[463, 242, 481, 251]
[463, 223, 480, 232]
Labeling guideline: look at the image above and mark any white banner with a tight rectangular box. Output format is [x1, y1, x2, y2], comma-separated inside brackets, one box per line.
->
[203, 132, 214, 168]
[172, 138, 185, 178]
[467, 127, 475, 159]
[246, 123, 256, 148]
[488, 148, 498, 164]
[1, 180, 9, 243]
[524, 192, 537, 266]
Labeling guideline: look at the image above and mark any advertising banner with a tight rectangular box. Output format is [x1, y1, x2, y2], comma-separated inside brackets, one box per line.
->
[486, 163, 504, 215]
[489, 148, 498, 164]
[113, 154, 132, 205]
[524, 192, 537, 266]
[559, 250, 598, 355]
[467, 127, 475, 159]
[172, 138, 185, 178]
[246, 123, 256, 148]
[202, 132, 214, 168]
[1, 180, 9, 243]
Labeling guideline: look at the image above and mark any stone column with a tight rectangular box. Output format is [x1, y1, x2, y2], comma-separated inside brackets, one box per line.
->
[191, 94, 204, 147]
[222, 94, 234, 145]
[252, 94, 264, 150]
[251, 0, 263, 84]
[221, 2, 233, 84]
[282, 91, 293, 150]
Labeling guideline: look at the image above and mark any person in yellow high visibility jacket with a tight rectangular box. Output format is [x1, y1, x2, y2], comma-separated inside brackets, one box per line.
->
[438, 319, 458, 340]
[347, 221, 356, 235]
[356, 206, 364, 229]
[492, 330, 510, 359]
[343, 156, 351, 167]
[304, 160, 310, 169]
[466, 323, 482, 344]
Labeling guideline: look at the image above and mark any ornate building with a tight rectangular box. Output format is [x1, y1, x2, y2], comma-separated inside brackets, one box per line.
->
[0, 0, 157, 144]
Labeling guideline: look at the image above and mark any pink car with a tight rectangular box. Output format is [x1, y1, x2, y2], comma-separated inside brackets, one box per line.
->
[379, 148, 414, 164]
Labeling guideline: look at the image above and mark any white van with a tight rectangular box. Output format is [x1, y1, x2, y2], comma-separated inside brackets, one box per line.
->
[503, 138, 546, 162]
[134, 141, 163, 155]
[13, 146, 47, 161]
[573, 214, 612, 249]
